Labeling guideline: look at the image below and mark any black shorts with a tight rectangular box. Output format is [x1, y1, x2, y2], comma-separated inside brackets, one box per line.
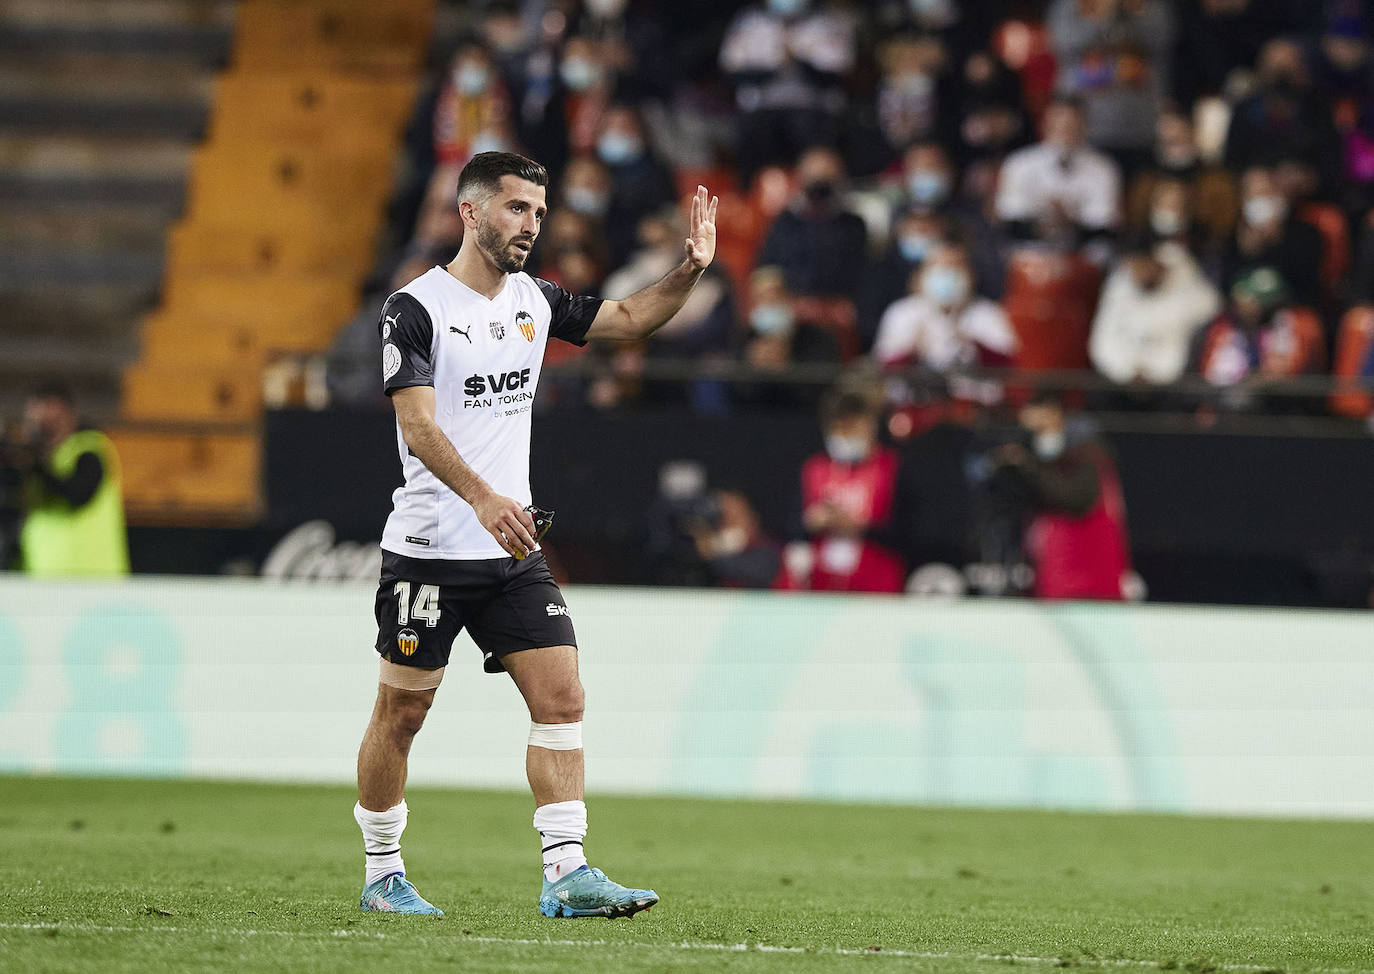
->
[374, 550, 576, 674]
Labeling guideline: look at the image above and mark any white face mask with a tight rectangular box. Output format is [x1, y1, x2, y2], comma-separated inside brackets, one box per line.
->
[1243, 195, 1287, 227]
[1034, 430, 1066, 460]
[825, 434, 870, 464]
[453, 64, 490, 95]
[584, 0, 627, 16]
[559, 57, 600, 92]
[1150, 208, 1183, 237]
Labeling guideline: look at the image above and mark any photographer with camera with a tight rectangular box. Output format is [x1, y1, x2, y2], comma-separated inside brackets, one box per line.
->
[9, 381, 128, 576]
[989, 391, 1131, 601]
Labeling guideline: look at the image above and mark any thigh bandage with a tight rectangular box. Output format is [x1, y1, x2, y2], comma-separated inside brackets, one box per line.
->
[379, 659, 445, 691]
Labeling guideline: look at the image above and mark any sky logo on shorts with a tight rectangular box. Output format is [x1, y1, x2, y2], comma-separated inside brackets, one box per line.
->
[517, 310, 536, 342]
[546, 603, 570, 617]
[397, 628, 420, 656]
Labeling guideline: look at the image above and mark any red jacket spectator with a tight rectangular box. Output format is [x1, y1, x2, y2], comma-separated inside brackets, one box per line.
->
[779, 390, 905, 594]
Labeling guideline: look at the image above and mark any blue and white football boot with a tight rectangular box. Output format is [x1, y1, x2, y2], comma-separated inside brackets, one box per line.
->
[360, 873, 444, 915]
[538, 865, 658, 918]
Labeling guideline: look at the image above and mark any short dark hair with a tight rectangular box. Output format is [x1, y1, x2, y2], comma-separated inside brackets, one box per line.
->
[455, 151, 548, 206]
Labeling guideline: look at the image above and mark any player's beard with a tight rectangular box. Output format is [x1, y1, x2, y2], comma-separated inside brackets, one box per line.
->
[476, 216, 532, 273]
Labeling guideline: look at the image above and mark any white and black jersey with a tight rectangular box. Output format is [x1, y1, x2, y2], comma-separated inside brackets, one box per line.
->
[379, 267, 600, 561]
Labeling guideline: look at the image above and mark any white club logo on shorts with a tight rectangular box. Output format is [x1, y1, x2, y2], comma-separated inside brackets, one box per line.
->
[382, 343, 402, 381]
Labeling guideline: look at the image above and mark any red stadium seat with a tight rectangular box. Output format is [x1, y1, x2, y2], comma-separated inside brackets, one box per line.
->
[1298, 202, 1351, 294]
[1002, 251, 1101, 370]
[1330, 306, 1374, 419]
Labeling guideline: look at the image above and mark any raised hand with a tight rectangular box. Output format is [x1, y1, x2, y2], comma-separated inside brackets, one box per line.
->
[684, 184, 718, 271]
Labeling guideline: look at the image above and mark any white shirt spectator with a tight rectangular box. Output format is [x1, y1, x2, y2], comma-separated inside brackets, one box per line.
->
[995, 141, 1121, 232]
[1090, 243, 1221, 385]
[873, 294, 1018, 370]
[719, 6, 856, 111]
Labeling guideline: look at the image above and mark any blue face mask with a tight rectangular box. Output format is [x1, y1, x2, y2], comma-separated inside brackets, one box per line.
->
[898, 233, 932, 263]
[750, 304, 794, 336]
[454, 64, 490, 96]
[907, 170, 950, 205]
[564, 186, 609, 216]
[597, 132, 644, 166]
[922, 265, 970, 306]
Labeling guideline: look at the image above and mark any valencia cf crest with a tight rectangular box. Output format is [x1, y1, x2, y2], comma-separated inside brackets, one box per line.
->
[516, 310, 536, 342]
[396, 628, 419, 657]
[488, 320, 505, 340]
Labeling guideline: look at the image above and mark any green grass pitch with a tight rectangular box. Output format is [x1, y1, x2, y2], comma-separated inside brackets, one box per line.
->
[1, 777, 1371, 973]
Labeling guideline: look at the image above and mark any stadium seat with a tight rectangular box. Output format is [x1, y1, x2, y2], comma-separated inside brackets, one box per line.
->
[1298, 202, 1351, 294]
[165, 220, 374, 278]
[1002, 251, 1101, 370]
[122, 361, 262, 424]
[209, 72, 416, 146]
[110, 429, 262, 523]
[1330, 305, 1374, 419]
[232, 0, 434, 73]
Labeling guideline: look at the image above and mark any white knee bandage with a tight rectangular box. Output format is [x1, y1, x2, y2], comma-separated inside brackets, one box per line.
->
[528, 721, 583, 750]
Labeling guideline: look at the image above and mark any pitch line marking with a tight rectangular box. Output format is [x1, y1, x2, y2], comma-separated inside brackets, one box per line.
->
[1, 922, 1368, 973]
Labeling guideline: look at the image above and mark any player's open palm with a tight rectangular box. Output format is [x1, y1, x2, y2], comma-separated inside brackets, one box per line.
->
[473, 491, 537, 558]
[684, 184, 718, 271]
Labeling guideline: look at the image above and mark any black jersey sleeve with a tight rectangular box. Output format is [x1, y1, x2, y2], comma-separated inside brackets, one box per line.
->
[380, 292, 435, 395]
[535, 278, 603, 347]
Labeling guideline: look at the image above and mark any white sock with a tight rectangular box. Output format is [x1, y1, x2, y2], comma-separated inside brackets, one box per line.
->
[533, 799, 588, 882]
[354, 800, 407, 886]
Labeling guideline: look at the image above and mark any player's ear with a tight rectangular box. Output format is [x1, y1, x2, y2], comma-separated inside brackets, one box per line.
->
[458, 198, 481, 229]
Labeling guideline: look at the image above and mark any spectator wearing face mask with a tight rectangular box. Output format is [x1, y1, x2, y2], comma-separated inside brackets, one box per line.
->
[866, 33, 954, 167]
[1125, 111, 1238, 251]
[718, 0, 859, 184]
[1089, 235, 1221, 396]
[734, 267, 844, 409]
[990, 391, 1131, 601]
[1223, 165, 1324, 306]
[860, 207, 948, 351]
[1224, 38, 1342, 187]
[756, 146, 869, 355]
[557, 35, 617, 156]
[872, 236, 1017, 377]
[897, 140, 1006, 299]
[433, 43, 515, 166]
[594, 103, 677, 267]
[1195, 266, 1326, 412]
[778, 389, 906, 594]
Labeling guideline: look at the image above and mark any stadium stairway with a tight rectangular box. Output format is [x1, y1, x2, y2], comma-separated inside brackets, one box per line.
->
[0, 0, 234, 419]
[111, 0, 432, 525]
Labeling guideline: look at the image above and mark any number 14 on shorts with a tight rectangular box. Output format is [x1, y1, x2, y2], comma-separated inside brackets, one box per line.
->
[394, 581, 441, 627]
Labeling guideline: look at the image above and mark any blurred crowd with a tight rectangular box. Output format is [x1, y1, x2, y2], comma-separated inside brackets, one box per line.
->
[327, 0, 1374, 427]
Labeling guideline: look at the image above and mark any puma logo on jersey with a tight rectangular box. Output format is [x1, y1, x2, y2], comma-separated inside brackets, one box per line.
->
[450, 324, 472, 343]
[464, 369, 531, 396]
